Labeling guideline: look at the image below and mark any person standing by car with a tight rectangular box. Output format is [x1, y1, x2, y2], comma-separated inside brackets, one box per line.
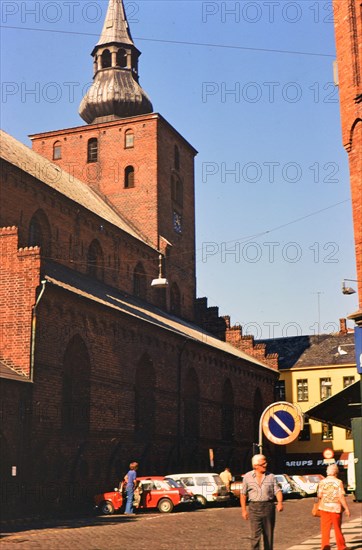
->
[124, 461, 139, 515]
[240, 454, 283, 550]
[220, 467, 233, 492]
[317, 463, 350, 550]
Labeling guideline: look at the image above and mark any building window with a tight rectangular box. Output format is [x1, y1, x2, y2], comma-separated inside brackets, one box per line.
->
[297, 379, 309, 402]
[125, 130, 134, 148]
[101, 49, 111, 68]
[174, 145, 180, 170]
[298, 415, 311, 441]
[53, 141, 61, 160]
[321, 423, 333, 440]
[275, 380, 285, 401]
[343, 376, 355, 388]
[87, 138, 98, 163]
[125, 165, 135, 188]
[87, 239, 104, 280]
[116, 48, 127, 68]
[171, 175, 183, 206]
[320, 378, 332, 400]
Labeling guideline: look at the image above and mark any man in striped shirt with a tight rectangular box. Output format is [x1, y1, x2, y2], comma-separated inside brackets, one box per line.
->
[240, 454, 283, 549]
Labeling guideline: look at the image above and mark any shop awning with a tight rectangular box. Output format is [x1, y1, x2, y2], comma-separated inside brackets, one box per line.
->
[306, 380, 361, 429]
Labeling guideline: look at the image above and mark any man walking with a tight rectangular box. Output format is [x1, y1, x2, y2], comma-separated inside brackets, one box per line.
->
[240, 454, 283, 549]
[220, 467, 233, 492]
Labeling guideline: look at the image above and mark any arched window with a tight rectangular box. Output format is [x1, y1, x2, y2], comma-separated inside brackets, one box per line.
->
[125, 130, 134, 149]
[135, 354, 156, 438]
[221, 379, 234, 441]
[53, 140, 61, 160]
[62, 335, 91, 434]
[87, 239, 104, 280]
[28, 209, 51, 256]
[125, 165, 135, 188]
[171, 175, 183, 206]
[116, 48, 127, 68]
[170, 282, 181, 316]
[101, 49, 111, 68]
[183, 368, 200, 439]
[133, 262, 147, 299]
[87, 138, 98, 163]
[174, 145, 180, 170]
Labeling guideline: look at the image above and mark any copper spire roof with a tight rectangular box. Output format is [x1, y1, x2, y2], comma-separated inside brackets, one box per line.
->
[79, 0, 153, 124]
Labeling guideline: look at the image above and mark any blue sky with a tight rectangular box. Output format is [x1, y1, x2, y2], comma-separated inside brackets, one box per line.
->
[1, 1, 359, 338]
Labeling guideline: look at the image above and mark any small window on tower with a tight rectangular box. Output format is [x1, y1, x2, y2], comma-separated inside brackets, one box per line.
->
[116, 48, 127, 68]
[87, 138, 98, 163]
[125, 166, 135, 188]
[101, 49, 111, 68]
[53, 141, 62, 160]
[125, 130, 134, 149]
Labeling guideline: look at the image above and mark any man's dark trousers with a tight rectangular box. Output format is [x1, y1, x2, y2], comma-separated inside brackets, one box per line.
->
[248, 501, 276, 550]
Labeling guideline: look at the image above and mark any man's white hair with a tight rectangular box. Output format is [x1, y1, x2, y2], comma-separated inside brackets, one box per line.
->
[252, 454, 266, 467]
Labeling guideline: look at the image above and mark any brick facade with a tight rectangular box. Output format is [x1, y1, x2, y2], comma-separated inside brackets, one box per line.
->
[0, 0, 280, 519]
[333, 0, 362, 306]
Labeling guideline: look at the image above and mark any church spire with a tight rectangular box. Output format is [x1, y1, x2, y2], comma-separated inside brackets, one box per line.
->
[79, 0, 153, 124]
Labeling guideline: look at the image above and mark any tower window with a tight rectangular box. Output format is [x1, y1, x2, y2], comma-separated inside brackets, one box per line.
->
[174, 145, 180, 170]
[125, 165, 135, 188]
[101, 49, 111, 69]
[53, 141, 62, 160]
[171, 175, 183, 206]
[116, 48, 127, 68]
[125, 130, 134, 148]
[87, 138, 98, 163]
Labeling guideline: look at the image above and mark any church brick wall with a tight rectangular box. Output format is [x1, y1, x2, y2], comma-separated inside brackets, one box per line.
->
[333, 0, 362, 305]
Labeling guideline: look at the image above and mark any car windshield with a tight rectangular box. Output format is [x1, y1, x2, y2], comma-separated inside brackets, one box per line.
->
[212, 475, 223, 486]
[305, 475, 323, 483]
[165, 478, 181, 489]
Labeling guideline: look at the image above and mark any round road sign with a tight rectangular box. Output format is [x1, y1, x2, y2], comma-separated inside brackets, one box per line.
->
[262, 402, 303, 445]
[323, 448, 334, 459]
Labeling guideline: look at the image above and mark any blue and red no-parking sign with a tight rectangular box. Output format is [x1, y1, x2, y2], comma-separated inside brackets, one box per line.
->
[262, 402, 303, 445]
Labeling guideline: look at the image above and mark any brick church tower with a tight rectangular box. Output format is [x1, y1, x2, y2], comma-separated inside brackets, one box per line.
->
[30, 0, 197, 321]
[333, 0, 362, 309]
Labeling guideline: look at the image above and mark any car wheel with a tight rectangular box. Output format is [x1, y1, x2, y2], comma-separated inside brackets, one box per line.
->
[157, 498, 174, 513]
[195, 495, 207, 507]
[100, 501, 114, 515]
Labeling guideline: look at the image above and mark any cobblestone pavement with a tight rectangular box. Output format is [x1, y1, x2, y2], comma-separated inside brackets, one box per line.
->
[1, 497, 361, 549]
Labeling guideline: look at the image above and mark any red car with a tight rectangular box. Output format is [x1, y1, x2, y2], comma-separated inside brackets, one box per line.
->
[94, 476, 194, 515]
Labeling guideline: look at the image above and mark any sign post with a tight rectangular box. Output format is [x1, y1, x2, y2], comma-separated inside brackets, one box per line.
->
[258, 401, 303, 453]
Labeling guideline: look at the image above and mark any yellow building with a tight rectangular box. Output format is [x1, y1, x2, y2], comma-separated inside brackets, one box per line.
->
[262, 325, 356, 472]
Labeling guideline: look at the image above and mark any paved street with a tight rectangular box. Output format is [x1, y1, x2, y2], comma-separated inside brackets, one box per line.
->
[1, 496, 361, 549]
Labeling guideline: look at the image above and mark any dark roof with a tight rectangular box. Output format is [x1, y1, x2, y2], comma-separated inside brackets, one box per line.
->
[306, 381, 361, 429]
[258, 333, 355, 370]
[0, 360, 32, 383]
[43, 261, 274, 371]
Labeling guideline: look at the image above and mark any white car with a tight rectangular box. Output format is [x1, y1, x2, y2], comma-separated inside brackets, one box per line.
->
[166, 473, 230, 507]
[291, 474, 324, 496]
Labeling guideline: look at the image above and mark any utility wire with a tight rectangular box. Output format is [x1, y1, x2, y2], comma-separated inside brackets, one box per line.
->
[0, 25, 335, 58]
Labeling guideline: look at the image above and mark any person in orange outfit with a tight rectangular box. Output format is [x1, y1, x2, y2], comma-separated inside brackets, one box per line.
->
[317, 463, 350, 550]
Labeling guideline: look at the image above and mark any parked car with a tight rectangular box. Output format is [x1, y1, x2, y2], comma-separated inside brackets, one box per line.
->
[166, 473, 230, 507]
[292, 474, 324, 496]
[230, 475, 244, 502]
[275, 474, 305, 498]
[94, 476, 194, 515]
